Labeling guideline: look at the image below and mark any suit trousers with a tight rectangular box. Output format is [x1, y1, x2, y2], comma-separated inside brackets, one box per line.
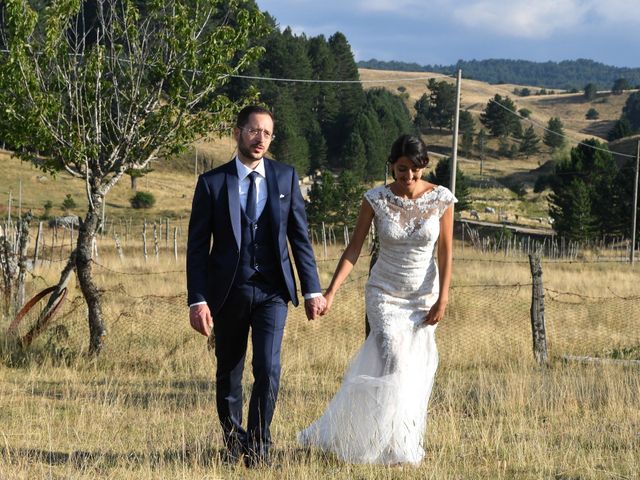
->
[213, 275, 289, 455]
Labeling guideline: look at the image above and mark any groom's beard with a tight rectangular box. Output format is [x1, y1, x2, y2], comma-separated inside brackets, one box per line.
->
[237, 136, 267, 162]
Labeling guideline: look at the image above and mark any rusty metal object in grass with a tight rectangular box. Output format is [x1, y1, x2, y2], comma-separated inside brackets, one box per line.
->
[8, 285, 68, 347]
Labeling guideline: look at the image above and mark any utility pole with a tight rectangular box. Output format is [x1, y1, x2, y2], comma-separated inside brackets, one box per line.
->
[631, 140, 639, 264]
[450, 69, 462, 196]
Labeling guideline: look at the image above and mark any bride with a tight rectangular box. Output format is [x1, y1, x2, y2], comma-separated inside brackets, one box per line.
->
[298, 134, 456, 465]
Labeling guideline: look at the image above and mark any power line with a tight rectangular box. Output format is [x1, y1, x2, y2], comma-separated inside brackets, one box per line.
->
[228, 72, 453, 84]
[3, 45, 636, 159]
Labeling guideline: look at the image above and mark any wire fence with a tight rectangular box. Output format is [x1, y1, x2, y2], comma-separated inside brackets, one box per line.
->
[3, 249, 639, 374]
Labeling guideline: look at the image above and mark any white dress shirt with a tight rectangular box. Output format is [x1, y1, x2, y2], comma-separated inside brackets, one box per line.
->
[236, 157, 267, 219]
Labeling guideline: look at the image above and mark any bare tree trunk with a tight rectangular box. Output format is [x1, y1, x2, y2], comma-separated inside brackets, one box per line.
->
[16, 213, 32, 311]
[75, 200, 106, 356]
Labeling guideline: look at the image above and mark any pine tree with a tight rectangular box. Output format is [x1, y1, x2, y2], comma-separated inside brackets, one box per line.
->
[543, 117, 566, 150]
[427, 157, 471, 211]
[480, 94, 522, 138]
[550, 179, 595, 242]
[475, 129, 487, 160]
[608, 117, 632, 141]
[622, 91, 640, 131]
[584, 83, 598, 100]
[270, 91, 310, 174]
[342, 130, 367, 179]
[519, 126, 540, 157]
[414, 93, 431, 132]
[306, 172, 338, 227]
[427, 80, 457, 130]
[327, 32, 366, 165]
[459, 110, 475, 132]
[548, 139, 619, 240]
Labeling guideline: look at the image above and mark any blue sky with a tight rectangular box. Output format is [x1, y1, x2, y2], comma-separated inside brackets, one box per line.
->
[254, 0, 640, 68]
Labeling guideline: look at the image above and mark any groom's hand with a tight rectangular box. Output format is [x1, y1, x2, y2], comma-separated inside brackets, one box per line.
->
[304, 296, 326, 321]
[190, 303, 213, 336]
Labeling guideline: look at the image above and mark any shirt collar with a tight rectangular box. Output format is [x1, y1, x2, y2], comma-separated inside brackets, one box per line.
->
[235, 156, 266, 181]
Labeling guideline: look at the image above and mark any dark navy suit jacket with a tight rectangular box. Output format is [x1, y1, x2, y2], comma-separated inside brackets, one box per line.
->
[186, 158, 321, 315]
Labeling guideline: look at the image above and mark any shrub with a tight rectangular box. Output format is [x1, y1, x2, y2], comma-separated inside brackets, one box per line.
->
[130, 191, 156, 209]
[61, 194, 76, 212]
[585, 108, 599, 120]
[43, 200, 53, 218]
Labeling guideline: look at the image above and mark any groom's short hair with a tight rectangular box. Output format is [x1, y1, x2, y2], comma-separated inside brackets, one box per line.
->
[236, 105, 274, 128]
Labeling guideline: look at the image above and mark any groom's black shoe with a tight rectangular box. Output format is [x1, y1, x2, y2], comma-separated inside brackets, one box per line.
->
[244, 445, 271, 468]
[221, 440, 246, 466]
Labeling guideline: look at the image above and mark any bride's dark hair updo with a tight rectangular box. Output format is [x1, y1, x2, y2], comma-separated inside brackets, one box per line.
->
[387, 134, 430, 168]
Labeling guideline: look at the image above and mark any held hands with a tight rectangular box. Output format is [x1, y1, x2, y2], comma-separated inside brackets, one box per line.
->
[424, 298, 447, 325]
[320, 290, 335, 316]
[190, 304, 213, 336]
[304, 295, 327, 321]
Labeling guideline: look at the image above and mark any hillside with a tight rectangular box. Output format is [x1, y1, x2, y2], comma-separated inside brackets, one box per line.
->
[358, 68, 636, 226]
[358, 58, 640, 90]
[0, 70, 634, 228]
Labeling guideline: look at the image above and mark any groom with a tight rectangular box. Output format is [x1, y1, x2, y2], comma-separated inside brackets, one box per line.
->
[187, 105, 325, 467]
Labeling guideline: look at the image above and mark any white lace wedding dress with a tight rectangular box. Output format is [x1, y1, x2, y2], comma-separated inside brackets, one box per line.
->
[298, 184, 457, 465]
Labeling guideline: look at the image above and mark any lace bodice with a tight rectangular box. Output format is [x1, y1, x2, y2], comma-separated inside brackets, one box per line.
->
[364, 184, 457, 299]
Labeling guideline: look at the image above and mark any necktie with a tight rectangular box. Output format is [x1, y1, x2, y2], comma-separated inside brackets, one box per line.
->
[246, 171, 258, 221]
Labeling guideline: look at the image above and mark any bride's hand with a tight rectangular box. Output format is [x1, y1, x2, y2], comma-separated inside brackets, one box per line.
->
[320, 290, 335, 315]
[424, 299, 447, 325]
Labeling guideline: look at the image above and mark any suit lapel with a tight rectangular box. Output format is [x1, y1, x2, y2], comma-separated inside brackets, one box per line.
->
[264, 159, 282, 253]
[225, 161, 241, 250]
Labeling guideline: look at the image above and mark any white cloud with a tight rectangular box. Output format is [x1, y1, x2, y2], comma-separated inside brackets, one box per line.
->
[356, 0, 426, 13]
[589, 0, 640, 24]
[452, 0, 587, 38]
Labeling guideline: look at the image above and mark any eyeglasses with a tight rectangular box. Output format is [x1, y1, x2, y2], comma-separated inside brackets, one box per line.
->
[240, 127, 275, 141]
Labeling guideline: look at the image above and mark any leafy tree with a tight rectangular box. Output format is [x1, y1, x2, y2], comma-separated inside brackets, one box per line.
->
[622, 91, 640, 131]
[585, 108, 600, 120]
[126, 166, 153, 191]
[427, 157, 471, 211]
[543, 117, 566, 150]
[584, 83, 598, 100]
[519, 126, 540, 157]
[612, 78, 630, 94]
[480, 94, 522, 138]
[0, 0, 265, 355]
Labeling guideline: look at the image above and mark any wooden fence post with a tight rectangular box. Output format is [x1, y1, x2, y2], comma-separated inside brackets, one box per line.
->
[33, 221, 43, 266]
[528, 253, 548, 365]
[173, 227, 178, 262]
[153, 222, 159, 260]
[142, 219, 148, 262]
[114, 234, 124, 261]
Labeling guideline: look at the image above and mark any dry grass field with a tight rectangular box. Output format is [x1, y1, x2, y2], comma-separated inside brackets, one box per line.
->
[0, 234, 639, 479]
